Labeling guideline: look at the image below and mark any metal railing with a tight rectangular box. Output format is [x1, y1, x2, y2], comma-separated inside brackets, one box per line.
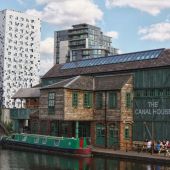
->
[10, 108, 37, 120]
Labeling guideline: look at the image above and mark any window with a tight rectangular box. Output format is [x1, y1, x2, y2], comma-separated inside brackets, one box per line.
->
[126, 93, 131, 108]
[96, 124, 105, 137]
[54, 139, 60, 146]
[22, 136, 27, 142]
[84, 92, 93, 108]
[135, 90, 142, 97]
[72, 91, 78, 107]
[48, 92, 55, 115]
[166, 89, 170, 96]
[149, 89, 155, 97]
[158, 89, 164, 96]
[108, 92, 117, 109]
[82, 50, 89, 55]
[143, 90, 148, 97]
[98, 50, 101, 54]
[42, 138, 47, 144]
[34, 137, 39, 143]
[124, 125, 130, 139]
[95, 92, 103, 109]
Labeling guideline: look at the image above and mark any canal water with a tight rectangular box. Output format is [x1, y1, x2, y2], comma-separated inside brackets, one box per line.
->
[0, 149, 170, 170]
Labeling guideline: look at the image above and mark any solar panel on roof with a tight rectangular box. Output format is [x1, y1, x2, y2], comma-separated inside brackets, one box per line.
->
[61, 48, 164, 70]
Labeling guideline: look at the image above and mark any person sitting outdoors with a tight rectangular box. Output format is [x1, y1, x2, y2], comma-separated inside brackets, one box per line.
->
[159, 140, 170, 156]
[155, 141, 161, 153]
[147, 140, 152, 152]
[141, 139, 148, 152]
[165, 139, 169, 148]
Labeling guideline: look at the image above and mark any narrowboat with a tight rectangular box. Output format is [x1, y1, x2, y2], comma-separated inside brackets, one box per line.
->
[1, 133, 92, 157]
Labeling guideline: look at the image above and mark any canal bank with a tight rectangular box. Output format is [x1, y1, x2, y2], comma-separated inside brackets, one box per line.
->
[92, 147, 170, 165]
[1, 149, 170, 170]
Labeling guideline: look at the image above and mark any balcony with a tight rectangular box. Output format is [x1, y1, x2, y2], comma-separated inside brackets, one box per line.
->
[10, 108, 37, 120]
[68, 29, 88, 35]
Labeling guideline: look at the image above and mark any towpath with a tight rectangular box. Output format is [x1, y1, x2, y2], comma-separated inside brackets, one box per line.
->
[92, 147, 170, 164]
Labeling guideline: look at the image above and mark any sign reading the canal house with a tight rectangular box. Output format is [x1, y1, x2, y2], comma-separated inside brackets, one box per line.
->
[134, 98, 170, 121]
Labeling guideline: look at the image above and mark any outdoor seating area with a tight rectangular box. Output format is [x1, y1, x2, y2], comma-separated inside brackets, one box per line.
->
[133, 140, 170, 156]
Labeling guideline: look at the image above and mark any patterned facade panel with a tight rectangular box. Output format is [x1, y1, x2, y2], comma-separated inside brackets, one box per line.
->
[0, 9, 40, 108]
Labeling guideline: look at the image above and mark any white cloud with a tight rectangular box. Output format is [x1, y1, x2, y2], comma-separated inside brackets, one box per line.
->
[106, 0, 170, 16]
[138, 22, 170, 42]
[35, 0, 49, 4]
[26, 0, 103, 27]
[105, 31, 119, 39]
[40, 37, 54, 75]
[26, 9, 42, 19]
[40, 58, 53, 75]
[40, 37, 54, 55]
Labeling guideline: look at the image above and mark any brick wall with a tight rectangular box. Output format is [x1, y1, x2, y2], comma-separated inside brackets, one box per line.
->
[90, 121, 97, 146]
[25, 98, 39, 108]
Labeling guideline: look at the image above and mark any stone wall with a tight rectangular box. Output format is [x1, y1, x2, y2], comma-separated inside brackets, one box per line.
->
[119, 122, 132, 150]
[64, 89, 93, 120]
[120, 76, 133, 150]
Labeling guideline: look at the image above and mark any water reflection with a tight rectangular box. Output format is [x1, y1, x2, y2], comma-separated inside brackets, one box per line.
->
[0, 149, 170, 170]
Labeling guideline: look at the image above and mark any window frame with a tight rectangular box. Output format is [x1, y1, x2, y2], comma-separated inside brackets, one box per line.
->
[124, 124, 130, 140]
[126, 92, 131, 108]
[48, 92, 55, 115]
[72, 91, 78, 108]
[108, 91, 117, 109]
[84, 91, 93, 108]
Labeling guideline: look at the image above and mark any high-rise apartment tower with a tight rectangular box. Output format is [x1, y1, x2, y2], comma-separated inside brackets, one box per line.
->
[54, 23, 119, 64]
[0, 9, 40, 108]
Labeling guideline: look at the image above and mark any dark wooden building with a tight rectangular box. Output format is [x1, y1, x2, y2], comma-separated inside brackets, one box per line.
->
[11, 88, 40, 132]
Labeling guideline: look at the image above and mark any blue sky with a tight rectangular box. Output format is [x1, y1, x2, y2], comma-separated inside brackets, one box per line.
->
[1, 0, 170, 74]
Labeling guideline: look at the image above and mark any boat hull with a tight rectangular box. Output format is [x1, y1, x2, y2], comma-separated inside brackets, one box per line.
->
[1, 140, 91, 157]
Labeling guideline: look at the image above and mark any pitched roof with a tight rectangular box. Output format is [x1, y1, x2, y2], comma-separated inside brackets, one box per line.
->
[42, 74, 132, 91]
[12, 88, 40, 99]
[41, 77, 75, 89]
[42, 49, 170, 79]
[95, 74, 132, 90]
[41, 76, 93, 90]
